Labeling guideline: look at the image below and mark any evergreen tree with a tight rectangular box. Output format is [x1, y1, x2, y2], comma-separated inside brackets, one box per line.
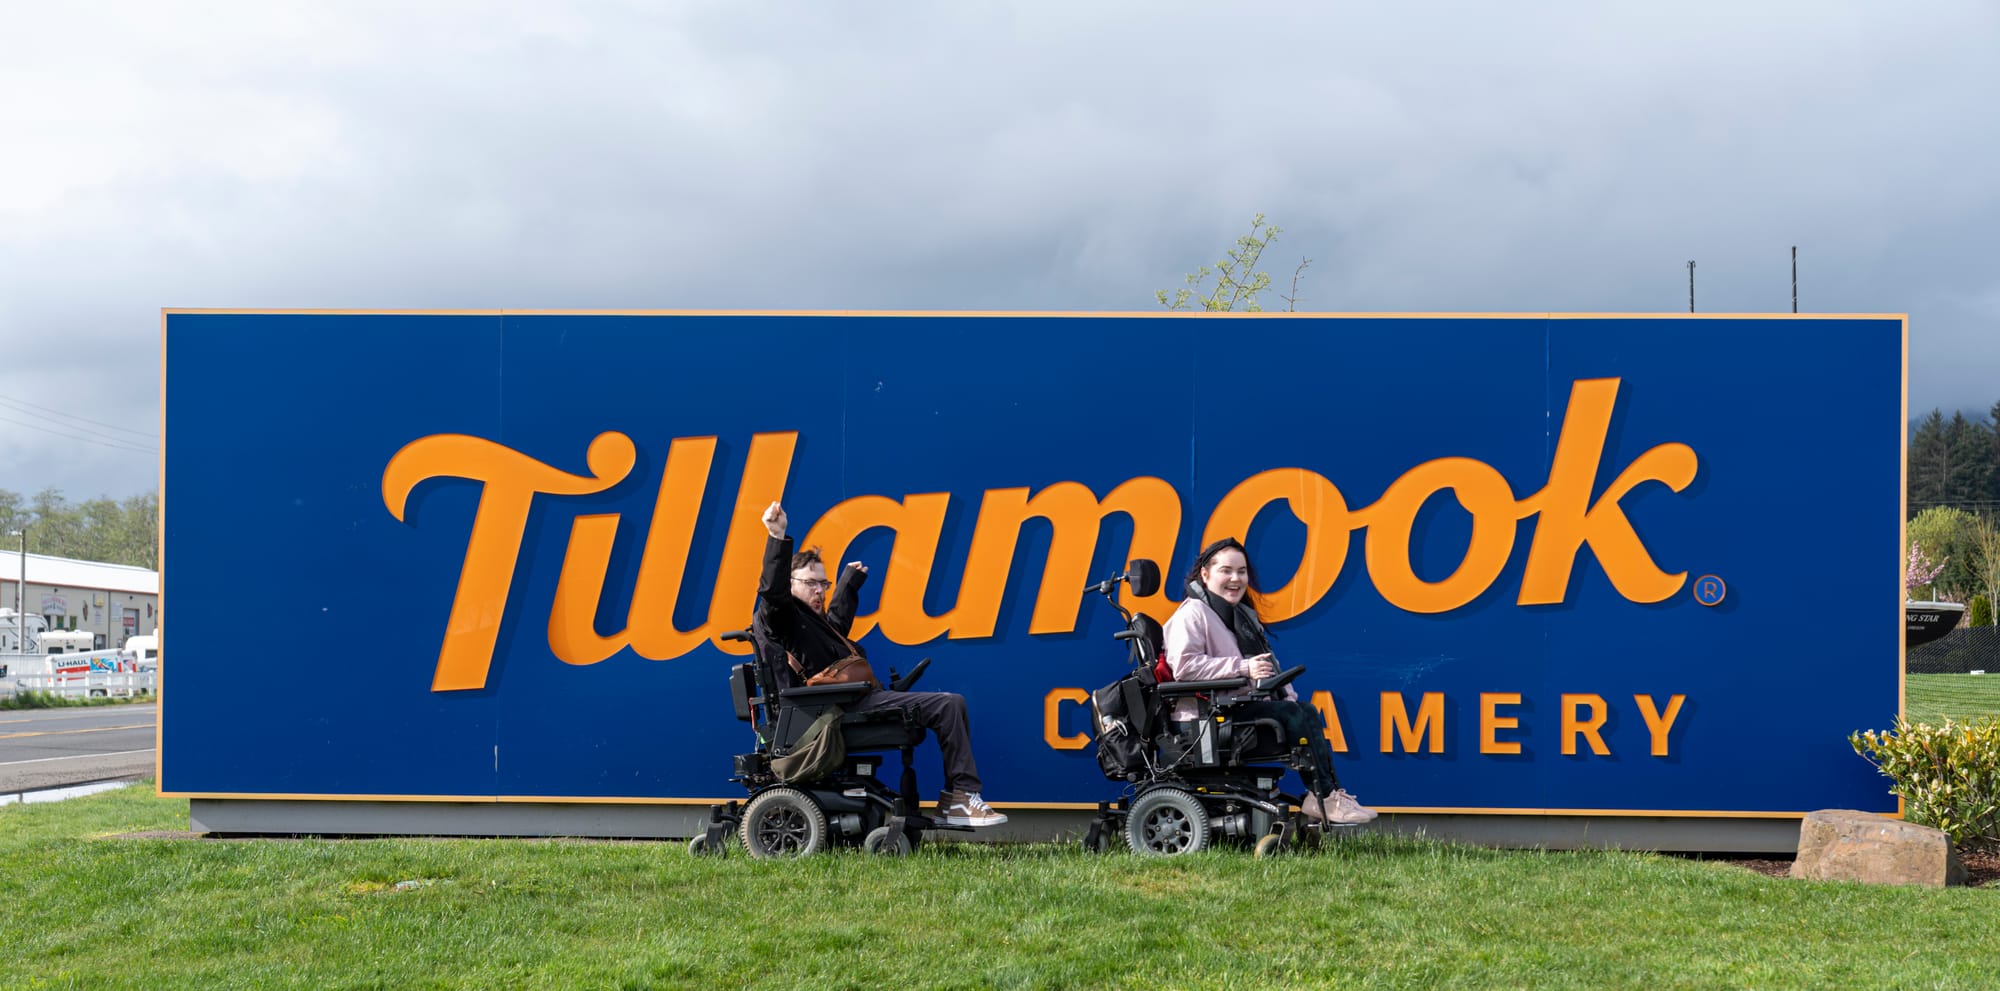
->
[1949, 411, 1997, 510]
[1990, 399, 2000, 506]
[1909, 409, 1950, 513]
[1908, 409, 1995, 513]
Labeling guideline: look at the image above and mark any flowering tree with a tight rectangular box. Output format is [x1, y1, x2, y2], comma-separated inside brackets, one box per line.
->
[1907, 506, 1981, 601]
[1906, 541, 1949, 602]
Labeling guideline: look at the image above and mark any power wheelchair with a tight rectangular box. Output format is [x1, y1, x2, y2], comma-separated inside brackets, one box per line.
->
[688, 630, 972, 858]
[1082, 559, 1333, 857]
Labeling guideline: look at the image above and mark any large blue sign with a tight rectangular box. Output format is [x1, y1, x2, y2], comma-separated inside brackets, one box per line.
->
[160, 311, 1905, 816]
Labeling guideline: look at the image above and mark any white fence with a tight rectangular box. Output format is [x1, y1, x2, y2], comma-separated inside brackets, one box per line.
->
[3, 671, 157, 699]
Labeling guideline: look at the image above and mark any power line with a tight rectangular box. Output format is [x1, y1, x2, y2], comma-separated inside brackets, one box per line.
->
[0, 406, 160, 453]
[0, 393, 156, 439]
[0, 412, 158, 456]
[0, 396, 160, 450]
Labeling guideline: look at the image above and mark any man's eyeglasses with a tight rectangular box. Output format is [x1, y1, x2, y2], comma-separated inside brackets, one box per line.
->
[791, 576, 832, 591]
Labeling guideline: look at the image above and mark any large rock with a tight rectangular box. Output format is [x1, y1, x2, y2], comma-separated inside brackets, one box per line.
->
[1790, 810, 1966, 887]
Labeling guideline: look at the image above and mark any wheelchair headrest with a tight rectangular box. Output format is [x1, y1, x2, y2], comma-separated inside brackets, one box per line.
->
[1126, 559, 1161, 597]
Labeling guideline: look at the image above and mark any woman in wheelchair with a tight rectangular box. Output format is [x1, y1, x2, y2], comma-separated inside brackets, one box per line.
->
[1163, 538, 1377, 826]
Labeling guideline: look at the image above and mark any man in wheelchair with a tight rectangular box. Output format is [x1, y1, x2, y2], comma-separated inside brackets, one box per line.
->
[752, 502, 1004, 829]
[693, 501, 1005, 857]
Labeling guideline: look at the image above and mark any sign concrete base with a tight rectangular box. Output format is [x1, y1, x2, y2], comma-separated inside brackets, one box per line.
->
[190, 799, 1805, 853]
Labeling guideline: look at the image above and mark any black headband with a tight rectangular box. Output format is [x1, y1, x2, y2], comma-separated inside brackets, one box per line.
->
[1196, 537, 1246, 567]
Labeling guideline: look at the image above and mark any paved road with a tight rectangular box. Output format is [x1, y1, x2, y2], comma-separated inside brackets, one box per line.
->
[0, 703, 157, 794]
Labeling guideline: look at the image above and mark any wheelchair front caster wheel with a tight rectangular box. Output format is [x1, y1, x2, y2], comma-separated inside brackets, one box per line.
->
[863, 825, 912, 856]
[1081, 821, 1114, 854]
[687, 834, 724, 858]
[1254, 833, 1286, 859]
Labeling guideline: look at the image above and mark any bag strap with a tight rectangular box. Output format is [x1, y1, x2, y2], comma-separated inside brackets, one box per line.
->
[1122, 677, 1152, 739]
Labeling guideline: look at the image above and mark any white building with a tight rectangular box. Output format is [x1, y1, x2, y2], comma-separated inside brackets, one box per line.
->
[0, 550, 158, 652]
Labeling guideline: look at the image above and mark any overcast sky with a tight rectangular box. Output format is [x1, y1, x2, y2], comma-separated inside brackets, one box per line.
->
[2, 1, 1995, 503]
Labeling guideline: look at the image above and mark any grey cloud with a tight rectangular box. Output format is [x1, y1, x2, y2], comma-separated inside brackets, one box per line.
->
[2, 0, 1996, 500]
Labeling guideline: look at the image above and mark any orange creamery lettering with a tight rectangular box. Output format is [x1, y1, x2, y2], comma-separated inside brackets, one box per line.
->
[384, 377, 1695, 691]
[1044, 689, 1691, 757]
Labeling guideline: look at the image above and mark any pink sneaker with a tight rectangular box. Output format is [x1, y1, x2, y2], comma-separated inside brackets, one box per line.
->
[1326, 789, 1377, 825]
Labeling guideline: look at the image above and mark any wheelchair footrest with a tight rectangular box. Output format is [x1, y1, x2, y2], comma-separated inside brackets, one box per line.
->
[886, 808, 975, 835]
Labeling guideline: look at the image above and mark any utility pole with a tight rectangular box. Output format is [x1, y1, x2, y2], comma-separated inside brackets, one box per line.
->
[8, 528, 22, 655]
[1791, 246, 1798, 313]
[1687, 260, 1696, 313]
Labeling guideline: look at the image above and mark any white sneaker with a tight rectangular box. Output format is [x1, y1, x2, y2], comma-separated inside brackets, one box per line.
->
[937, 791, 1008, 827]
[1327, 789, 1378, 825]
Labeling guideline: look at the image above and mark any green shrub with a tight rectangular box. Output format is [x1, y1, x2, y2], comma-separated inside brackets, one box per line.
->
[1972, 594, 1994, 628]
[1851, 716, 2000, 848]
[0, 691, 146, 710]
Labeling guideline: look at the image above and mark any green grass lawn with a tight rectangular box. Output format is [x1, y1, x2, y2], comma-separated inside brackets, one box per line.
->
[3, 782, 1996, 990]
[1905, 673, 2000, 725]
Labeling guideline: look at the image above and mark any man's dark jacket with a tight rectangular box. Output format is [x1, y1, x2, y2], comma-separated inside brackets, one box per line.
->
[753, 534, 866, 681]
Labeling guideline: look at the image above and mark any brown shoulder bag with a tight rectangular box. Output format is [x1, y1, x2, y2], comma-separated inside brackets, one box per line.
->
[805, 653, 880, 691]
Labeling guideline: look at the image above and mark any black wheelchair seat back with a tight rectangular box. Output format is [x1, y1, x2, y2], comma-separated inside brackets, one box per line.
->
[1128, 612, 1165, 673]
[729, 662, 756, 722]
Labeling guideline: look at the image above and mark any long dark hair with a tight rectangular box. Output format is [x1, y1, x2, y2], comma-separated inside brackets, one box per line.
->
[1186, 537, 1265, 622]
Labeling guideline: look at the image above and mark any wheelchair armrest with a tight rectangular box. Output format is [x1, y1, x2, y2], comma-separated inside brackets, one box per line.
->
[1157, 676, 1250, 697]
[1113, 631, 1142, 641]
[779, 683, 874, 706]
[1242, 664, 1306, 698]
[719, 629, 752, 643]
[889, 657, 930, 693]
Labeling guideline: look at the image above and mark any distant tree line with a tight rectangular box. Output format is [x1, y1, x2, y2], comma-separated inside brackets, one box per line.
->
[0, 488, 159, 570]
[1908, 401, 2000, 515]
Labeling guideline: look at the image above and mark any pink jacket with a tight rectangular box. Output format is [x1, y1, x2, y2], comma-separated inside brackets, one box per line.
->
[1160, 597, 1297, 720]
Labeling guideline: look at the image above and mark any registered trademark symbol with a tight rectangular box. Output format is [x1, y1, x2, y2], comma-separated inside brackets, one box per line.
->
[1693, 575, 1726, 607]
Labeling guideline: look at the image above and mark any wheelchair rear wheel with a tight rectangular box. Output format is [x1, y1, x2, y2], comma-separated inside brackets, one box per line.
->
[739, 787, 827, 858]
[1126, 788, 1209, 856]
